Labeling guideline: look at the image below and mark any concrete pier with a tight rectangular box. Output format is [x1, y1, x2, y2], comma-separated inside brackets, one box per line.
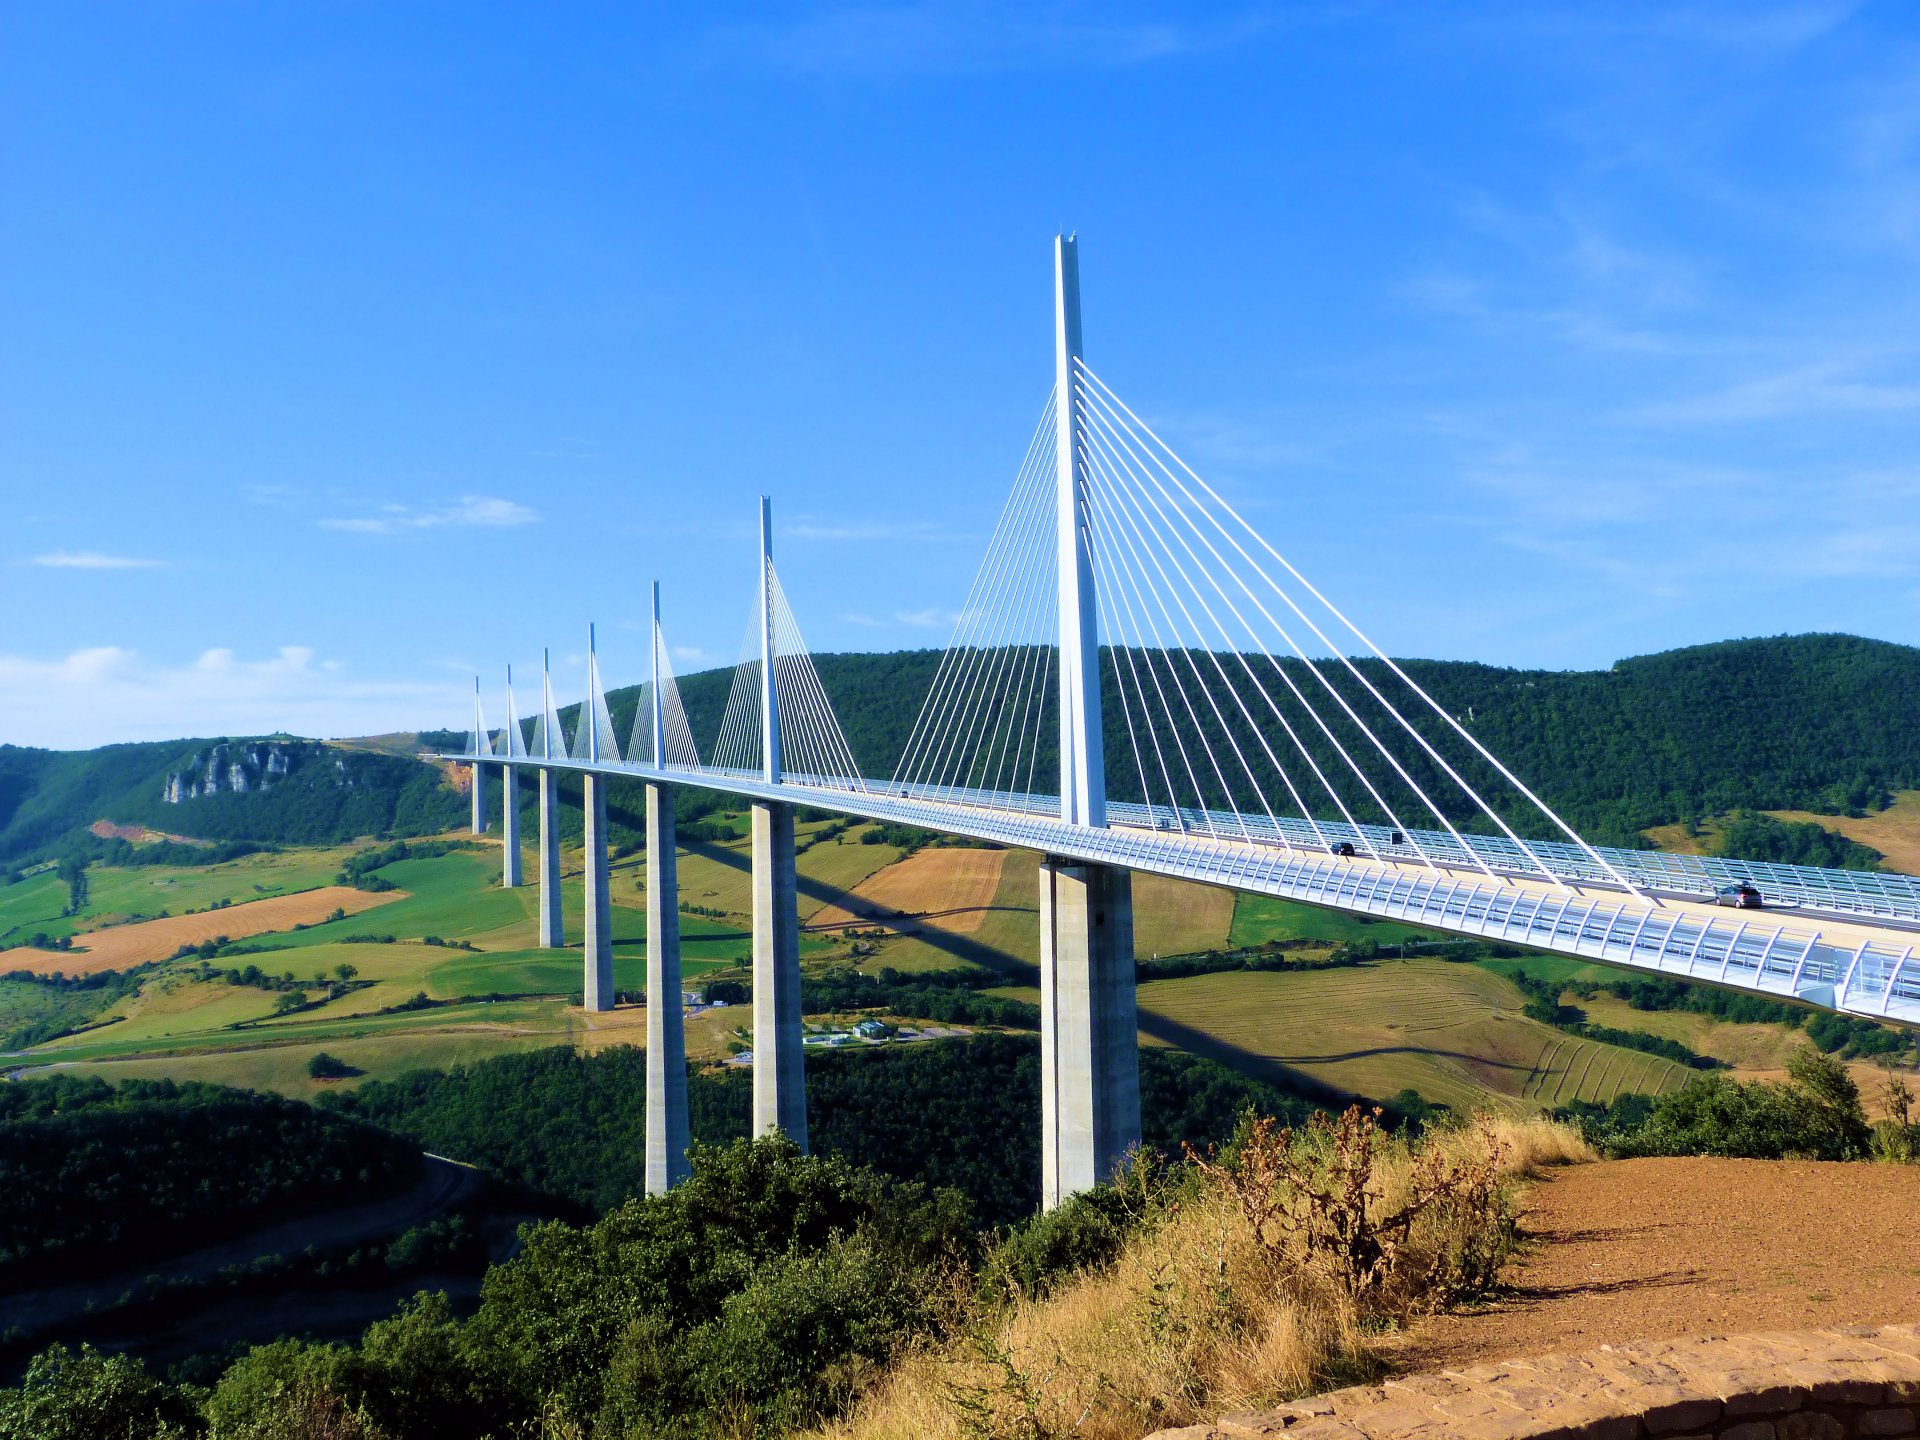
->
[500, 767, 523, 888]
[751, 800, 806, 1149]
[470, 761, 488, 835]
[537, 769, 564, 948]
[1039, 857, 1139, 1209]
[645, 783, 690, 1192]
[582, 774, 613, 1011]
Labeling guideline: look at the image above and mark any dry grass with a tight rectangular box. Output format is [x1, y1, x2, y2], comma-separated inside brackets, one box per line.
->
[810, 848, 1009, 935]
[0, 886, 406, 976]
[816, 1115, 1590, 1440]
[1130, 875, 1235, 959]
[1136, 961, 1688, 1115]
[1769, 790, 1920, 875]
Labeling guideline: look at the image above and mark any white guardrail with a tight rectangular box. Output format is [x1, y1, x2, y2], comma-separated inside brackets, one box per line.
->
[456, 754, 1920, 1026]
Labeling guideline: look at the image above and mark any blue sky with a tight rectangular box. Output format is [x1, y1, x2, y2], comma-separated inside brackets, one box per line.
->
[6, 2, 1920, 747]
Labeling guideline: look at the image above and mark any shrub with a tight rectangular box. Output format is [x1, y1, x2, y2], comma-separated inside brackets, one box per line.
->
[204, 1339, 384, 1439]
[1588, 1046, 1870, 1160]
[0, 1344, 198, 1440]
[980, 1188, 1132, 1303]
[1871, 1072, 1920, 1164]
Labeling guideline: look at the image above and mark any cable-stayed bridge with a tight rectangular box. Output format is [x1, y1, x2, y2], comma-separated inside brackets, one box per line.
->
[451, 237, 1920, 1208]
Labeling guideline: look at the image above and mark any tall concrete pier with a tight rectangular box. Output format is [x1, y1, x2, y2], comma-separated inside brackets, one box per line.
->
[537, 768, 564, 949]
[500, 768, 522, 887]
[750, 499, 806, 1148]
[1042, 235, 1139, 1207]
[1039, 857, 1139, 1209]
[582, 774, 612, 1011]
[646, 782, 689, 1190]
[536, 651, 565, 950]
[645, 583, 691, 1190]
[580, 626, 614, 1012]
[499, 667, 524, 888]
[751, 799, 805, 1148]
[469, 677, 489, 836]
[469, 762, 488, 835]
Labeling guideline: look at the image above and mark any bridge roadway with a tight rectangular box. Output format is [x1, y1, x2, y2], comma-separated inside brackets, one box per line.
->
[467, 753, 1920, 1027]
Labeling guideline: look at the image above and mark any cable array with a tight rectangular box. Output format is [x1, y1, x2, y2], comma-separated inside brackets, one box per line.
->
[711, 606, 765, 775]
[528, 664, 570, 763]
[624, 621, 703, 769]
[570, 649, 623, 764]
[891, 391, 1060, 804]
[710, 561, 867, 791]
[1069, 357, 1642, 894]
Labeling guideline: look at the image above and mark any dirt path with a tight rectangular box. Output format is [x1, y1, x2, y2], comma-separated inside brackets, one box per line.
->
[1398, 1156, 1920, 1372]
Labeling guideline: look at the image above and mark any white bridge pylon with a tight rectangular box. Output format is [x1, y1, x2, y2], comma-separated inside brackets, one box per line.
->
[457, 237, 1918, 1097]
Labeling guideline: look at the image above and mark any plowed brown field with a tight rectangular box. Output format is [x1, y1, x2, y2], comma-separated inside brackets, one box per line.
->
[809, 848, 1009, 935]
[0, 886, 406, 976]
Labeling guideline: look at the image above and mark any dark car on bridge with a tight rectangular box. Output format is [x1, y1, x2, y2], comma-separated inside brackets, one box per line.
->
[1714, 882, 1764, 909]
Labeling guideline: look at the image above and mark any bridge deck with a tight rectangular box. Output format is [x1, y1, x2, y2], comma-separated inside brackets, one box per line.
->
[460, 754, 1920, 1025]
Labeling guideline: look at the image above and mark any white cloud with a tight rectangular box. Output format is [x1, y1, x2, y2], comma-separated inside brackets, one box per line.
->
[0, 646, 467, 749]
[27, 551, 164, 570]
[670, 645, 706, 665]
[321, 495, 539, 535]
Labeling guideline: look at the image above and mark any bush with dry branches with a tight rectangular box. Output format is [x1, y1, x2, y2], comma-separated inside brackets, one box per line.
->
[816, 1108, 1583, 1440]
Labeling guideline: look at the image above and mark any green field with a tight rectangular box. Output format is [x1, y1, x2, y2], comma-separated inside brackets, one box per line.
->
[1227, 892, 1426, 948]
[1134, 958, 1690, 1114]
[0, 847, 357, 948]
[4, 826, 1803, 1119]
[2, 820, 860, 1095]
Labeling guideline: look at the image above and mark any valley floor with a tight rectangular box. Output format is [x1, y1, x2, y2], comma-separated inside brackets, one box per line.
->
[1396, 1155, 1920, 1374]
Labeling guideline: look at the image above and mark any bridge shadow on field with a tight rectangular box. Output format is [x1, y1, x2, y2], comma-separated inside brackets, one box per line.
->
[678, 837, 1372, 1110]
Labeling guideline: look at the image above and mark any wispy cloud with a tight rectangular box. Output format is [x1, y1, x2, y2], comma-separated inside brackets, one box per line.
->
[27, 551, 165, 570]
[1628, 364, 1920, 424]
[0, 646, 466, 749]
[708, 6, 1280, 77]
[321, 495, 539, 535]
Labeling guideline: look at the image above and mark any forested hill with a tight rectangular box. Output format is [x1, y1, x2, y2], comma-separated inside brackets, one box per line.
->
[0, 738, 463, 866]
[601, 632, 1920, 850]
[3, 633, 1914, 866]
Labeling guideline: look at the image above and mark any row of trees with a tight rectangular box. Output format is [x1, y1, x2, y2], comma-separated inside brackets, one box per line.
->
[0, 1076, 422, 1289]
[322, 1036, 1315, 1225]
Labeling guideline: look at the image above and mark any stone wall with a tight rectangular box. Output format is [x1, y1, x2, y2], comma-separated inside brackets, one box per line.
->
[1148, 1325, 1920, 1440]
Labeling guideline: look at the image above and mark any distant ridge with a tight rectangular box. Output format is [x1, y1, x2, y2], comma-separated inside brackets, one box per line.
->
[2, 634, 1917, 866]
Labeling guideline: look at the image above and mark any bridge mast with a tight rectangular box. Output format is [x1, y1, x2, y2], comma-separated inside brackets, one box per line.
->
[751, 497, 806, 1149]
[760, 495, 782, 784]
[651, 580, 667, 764]
[1055, 234, 1105, 829]
[469, 676, 488, 835]
[1042, 236, 1138, 1209]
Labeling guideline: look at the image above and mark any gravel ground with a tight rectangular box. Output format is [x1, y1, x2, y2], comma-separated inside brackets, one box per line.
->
[1395, 1156, 1920, 1372]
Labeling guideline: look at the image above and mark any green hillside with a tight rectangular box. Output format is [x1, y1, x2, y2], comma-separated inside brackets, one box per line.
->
[0, 739, 464, 868]
[597, 632, 1920, 851]
[8, 633, 1920, 871]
